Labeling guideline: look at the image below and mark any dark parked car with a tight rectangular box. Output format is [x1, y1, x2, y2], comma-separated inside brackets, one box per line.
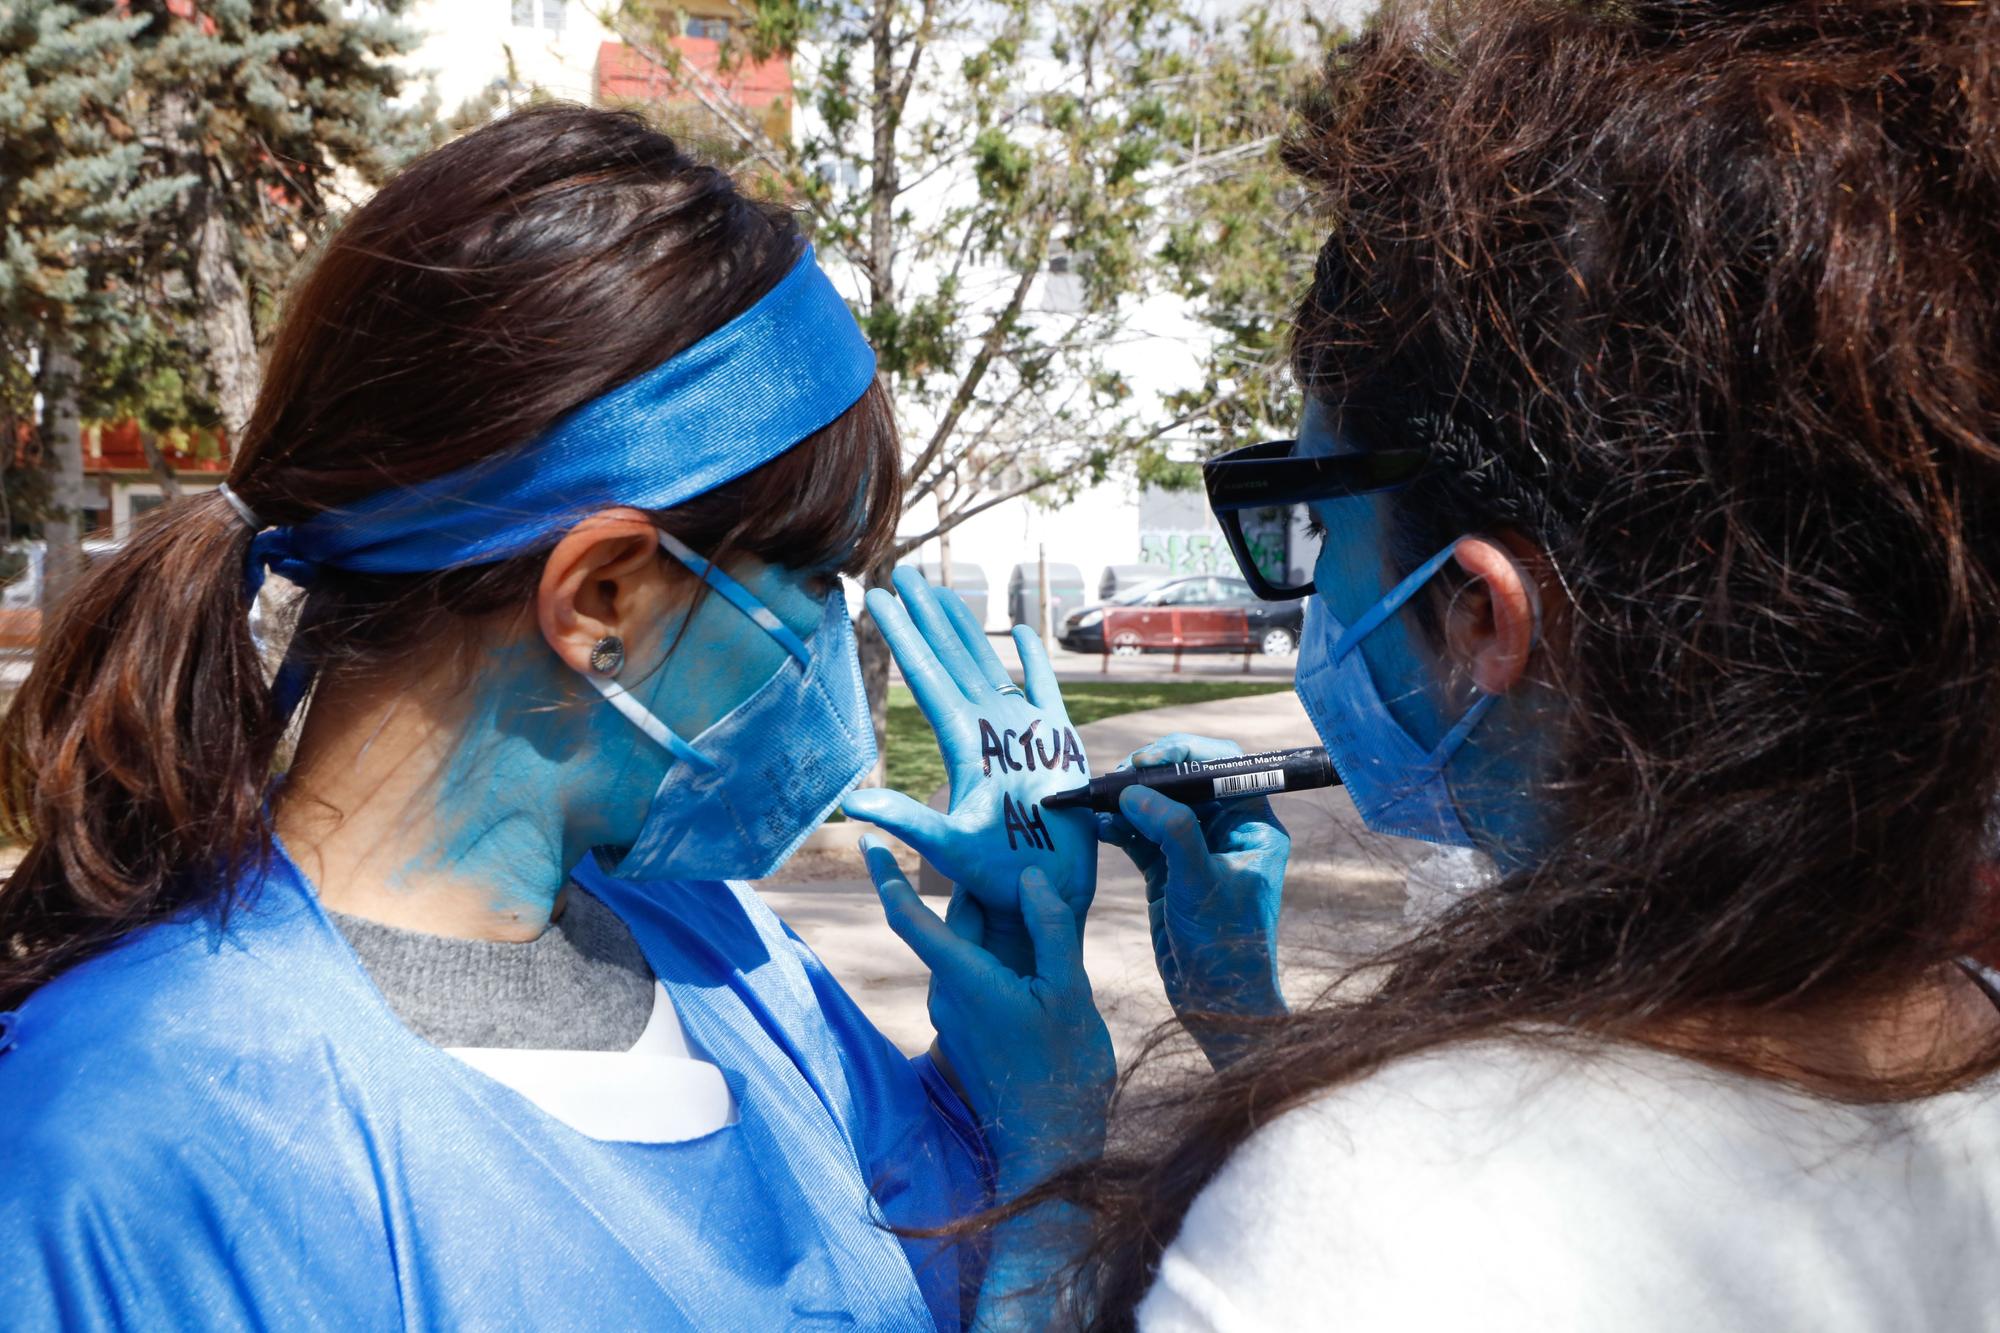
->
[1058, 575, 1303, 657]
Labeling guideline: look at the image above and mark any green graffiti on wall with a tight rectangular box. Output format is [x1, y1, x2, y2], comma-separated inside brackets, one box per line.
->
[1139, 507, 1288, 582]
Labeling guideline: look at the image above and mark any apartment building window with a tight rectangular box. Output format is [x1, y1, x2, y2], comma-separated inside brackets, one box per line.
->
[686, 16, 729, 39]
[1043, 250, 1086, 313]
[542, 0, 565, 31]
[814, 157, 861, 190]
[511, 0, 533, 26]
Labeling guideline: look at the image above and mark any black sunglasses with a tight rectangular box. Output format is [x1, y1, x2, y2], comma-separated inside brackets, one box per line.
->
[1202, 438, 1428, 600]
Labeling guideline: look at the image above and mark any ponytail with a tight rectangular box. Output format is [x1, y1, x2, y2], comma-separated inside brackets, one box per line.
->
[0, 491, 281, 1006]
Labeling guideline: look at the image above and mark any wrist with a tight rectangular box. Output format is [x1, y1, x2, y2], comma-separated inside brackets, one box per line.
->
[1177, 973, 1287, 1071]
[1175, 962, 1285, 1023]
[987, 1115, 1107, 1195]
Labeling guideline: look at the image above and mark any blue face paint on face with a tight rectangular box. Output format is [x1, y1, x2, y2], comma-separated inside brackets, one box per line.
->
[1296, 403, 1550, 868]
[416, 639, 657, 915]
[1296, 407, 1455, 750]
[414, 554, 841, 915]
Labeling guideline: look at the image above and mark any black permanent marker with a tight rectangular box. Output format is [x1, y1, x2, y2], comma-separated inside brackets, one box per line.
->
[1040, 746, 1339, 813]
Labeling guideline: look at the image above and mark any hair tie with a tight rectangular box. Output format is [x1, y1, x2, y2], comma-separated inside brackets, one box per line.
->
[219, 484, 318, 598]
[218, 483, 263, 531]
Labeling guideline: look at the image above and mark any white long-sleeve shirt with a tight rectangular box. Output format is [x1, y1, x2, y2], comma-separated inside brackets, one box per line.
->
[1140, 1030, 2000, 1331]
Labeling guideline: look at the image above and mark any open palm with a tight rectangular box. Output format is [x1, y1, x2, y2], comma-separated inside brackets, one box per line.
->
[842, 568, 1097, 970]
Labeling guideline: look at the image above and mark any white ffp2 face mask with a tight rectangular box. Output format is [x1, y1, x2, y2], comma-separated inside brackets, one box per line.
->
[586, 535, 875, 883]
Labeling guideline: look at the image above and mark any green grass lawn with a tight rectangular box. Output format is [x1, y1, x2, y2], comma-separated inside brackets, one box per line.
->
[879, 678, 1292, 803]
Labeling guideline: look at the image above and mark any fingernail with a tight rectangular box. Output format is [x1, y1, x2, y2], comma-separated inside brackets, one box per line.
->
[1020, 865, 1050, 890]
[858, 833, 882, 854]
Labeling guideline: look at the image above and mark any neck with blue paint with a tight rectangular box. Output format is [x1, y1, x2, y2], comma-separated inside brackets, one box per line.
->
[275, 555, 825, 941]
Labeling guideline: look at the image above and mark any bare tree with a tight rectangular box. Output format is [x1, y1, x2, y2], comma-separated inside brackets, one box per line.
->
[606, 0, 1205, 764]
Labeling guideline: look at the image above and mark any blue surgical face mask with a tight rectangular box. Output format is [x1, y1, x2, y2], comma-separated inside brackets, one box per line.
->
[585, 533, 876, 882]
[1296, 539, 1496, 846]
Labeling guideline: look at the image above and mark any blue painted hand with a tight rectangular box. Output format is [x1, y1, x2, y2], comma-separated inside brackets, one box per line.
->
[841, 568, 1097, 976]
[861, 839, 1113, 1191]
[1098, 732, 1290, 1069]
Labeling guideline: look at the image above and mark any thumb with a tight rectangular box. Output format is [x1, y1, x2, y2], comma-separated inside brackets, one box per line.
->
[843, 787, 953, 856]
[1118, 786, 1211, 887]
[1021, 866, 1086, 995]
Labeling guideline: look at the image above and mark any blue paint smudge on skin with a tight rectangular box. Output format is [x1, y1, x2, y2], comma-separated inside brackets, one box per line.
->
[410, 555, 832, 916]
[1301, 416, 1552, 868]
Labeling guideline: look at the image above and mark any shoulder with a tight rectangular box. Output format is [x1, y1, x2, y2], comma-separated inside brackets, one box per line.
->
[0, 900, 357, 1176]
[7, 891, 322, 1053]
[1139, 1039, 1877, 1332]
[0, 905, 403, 1324]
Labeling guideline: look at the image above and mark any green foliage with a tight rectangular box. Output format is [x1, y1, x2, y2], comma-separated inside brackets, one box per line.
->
[971, 127, 1033, 207]
[1, 0, 435, 535]
[607, 0, 1245, 553]
[1133, 444, 1202, 491]
[1153, 3, 1344, 473]
[1, 3, 171, 376]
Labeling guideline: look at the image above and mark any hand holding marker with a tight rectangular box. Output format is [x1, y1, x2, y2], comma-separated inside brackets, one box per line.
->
[1092, 732, 1297, 1071]
[1040, 745, 1338, 814]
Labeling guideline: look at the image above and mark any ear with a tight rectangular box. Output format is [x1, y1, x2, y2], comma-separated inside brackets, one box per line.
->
[1443, 535, 1545, 695]
[536, 509, 680, 676]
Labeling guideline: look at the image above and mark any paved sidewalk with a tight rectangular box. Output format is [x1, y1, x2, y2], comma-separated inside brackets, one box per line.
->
[758, 691, 1420, 1055]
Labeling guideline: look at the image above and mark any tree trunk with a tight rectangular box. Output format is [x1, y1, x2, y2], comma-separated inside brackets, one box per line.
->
[157, 73, 258, 442]
[140, 432, 184, 500]
[39, 341, 87, 610]
[855, 552, 896, 788]
[867, 0, 898, 313]
[190, 191, 258, 439]
[858, 0, 900, 789]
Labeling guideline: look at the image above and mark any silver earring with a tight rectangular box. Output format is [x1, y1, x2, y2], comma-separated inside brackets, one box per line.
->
[589, 636, 625, 676]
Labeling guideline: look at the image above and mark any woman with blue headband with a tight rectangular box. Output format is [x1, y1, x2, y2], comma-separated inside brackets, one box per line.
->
[0, 105, 1109, 1329]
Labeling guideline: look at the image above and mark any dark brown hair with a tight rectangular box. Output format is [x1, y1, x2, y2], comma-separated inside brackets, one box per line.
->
[1051, 2, 2000, 1323]
[0, 104, 898, 1005]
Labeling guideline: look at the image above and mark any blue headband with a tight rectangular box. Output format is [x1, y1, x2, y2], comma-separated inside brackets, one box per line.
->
[242, 246, 874, 589]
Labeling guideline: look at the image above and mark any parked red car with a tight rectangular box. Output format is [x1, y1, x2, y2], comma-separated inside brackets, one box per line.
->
[1058, 575, 1304, 657]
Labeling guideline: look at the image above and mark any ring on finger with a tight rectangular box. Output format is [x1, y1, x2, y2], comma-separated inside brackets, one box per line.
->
[996, 683, 1026, 697]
